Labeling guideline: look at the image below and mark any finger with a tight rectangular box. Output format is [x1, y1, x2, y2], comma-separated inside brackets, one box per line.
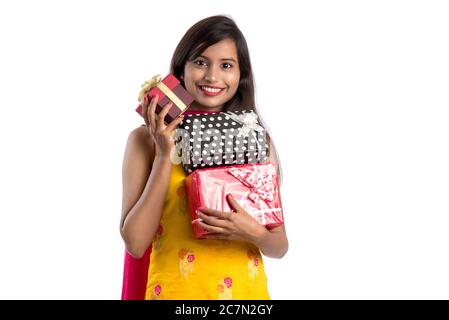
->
[191, 217, 202, 224]
[197, 211, 228, 228]
[157, 101, 174, 127]
[165, 113, 185, 133]
[198, 207, 232, 220]
[148, 94, 158, 129]
[203, 233, 228, 240]
[197, 221, 227, 234]
[226, 194, 245, 213]
[141, 96, 149, 126]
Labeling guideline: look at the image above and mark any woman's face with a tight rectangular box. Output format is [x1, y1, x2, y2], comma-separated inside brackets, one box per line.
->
[183, 38, 240, 112]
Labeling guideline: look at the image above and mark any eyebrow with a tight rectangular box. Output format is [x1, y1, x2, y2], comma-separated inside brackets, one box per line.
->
[197, 55, 237, 63]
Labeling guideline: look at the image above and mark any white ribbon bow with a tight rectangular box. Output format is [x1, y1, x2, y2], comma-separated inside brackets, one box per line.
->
[228, 165, 279, 224]
[223, 111, 264, 138]
[228, 165, 277, 204]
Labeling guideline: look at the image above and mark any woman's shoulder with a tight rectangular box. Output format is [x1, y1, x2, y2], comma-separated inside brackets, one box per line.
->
[130, 124, 149, 137]
[126, 125, 154, 155]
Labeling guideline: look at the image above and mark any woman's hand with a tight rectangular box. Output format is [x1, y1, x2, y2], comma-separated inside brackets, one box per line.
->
[141, 94, 184, 159]
[195, 194, 268, 244]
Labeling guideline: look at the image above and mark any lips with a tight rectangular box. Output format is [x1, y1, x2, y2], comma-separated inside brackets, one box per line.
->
[198, 85, 225, 97]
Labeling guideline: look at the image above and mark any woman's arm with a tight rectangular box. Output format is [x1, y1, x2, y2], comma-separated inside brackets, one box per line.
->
[253, 225, 289, 259]
[120, 126, 172, 258]
[254, 137, 288, 258]
[121, 97, 184, 258]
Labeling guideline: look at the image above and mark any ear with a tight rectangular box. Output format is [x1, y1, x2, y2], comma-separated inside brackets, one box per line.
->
[180, 73, 184, 80]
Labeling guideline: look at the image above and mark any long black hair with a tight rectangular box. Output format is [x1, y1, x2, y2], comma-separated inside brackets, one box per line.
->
[170, 15, 283, 183]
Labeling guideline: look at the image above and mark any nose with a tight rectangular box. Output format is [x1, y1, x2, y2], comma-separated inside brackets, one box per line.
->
[204, 64, 219, 82]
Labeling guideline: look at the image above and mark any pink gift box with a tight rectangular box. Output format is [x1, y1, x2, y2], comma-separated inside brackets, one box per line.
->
[184, 163, 284, 239]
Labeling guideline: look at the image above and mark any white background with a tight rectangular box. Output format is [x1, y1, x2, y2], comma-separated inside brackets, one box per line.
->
[0, 0, 448, 299]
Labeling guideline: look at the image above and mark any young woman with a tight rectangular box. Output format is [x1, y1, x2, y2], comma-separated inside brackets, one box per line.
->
[120, 15, 288, 300]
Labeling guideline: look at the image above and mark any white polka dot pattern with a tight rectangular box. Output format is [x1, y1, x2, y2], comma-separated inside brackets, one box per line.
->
[174, 110, 270, 175]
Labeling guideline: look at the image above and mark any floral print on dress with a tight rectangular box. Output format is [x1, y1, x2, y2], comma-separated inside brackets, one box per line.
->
[217, 276, 233, 300]
[247, 249, 260, 280]
[152, 224, 164, 250]
[176, 185, 188, 215]
[178, 248, 195, 278]
[149, 284, 162, 300]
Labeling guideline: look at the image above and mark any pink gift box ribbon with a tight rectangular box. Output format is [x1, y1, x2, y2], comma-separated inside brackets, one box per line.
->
[227, 165, 280, 223]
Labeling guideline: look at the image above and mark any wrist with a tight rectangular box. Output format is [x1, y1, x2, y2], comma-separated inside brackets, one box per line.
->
[251, 226, 270, 248]
[154, 153, 172, 164]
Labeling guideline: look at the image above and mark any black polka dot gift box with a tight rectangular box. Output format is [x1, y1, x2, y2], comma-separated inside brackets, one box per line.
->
[173, 110, 270, 175]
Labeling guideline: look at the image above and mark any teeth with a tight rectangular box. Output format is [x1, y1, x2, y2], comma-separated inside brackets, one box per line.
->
[201, 86, 222, 93]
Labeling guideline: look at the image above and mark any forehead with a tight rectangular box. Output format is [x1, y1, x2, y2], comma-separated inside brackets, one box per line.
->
[200, 39, 238, 60]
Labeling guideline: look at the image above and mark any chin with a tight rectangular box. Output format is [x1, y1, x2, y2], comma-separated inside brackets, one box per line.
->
[195, 98, 227, 109]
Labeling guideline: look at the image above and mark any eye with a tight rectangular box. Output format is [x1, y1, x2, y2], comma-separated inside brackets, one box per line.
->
[222, 62, 233, 69]
[194, 60, 207, 67]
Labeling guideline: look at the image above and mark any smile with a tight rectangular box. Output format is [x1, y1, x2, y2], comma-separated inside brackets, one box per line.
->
[198, 85, 225, 97]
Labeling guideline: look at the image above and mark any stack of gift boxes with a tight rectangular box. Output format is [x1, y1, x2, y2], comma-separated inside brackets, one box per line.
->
[137, 74, 284, 239]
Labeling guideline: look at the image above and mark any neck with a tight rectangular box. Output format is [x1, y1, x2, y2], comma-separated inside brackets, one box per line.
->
[187, 101, 223, 113]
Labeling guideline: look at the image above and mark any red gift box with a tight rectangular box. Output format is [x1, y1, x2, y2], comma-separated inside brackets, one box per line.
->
[135, 74, 194, 124]
[184, 163, 284, 239]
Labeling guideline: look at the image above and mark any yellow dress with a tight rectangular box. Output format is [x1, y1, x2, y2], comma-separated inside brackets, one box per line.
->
[145, 157, 270, 300]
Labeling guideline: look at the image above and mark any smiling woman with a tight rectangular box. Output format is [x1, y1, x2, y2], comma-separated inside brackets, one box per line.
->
[120, 15, 288, 300]
[182, 39, 240, 111]
[169, 15, 260, 117]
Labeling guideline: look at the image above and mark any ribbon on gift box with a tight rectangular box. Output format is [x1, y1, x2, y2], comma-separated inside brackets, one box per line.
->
[223, 111, 265, 138]
[228, 165, 277, 207]
[138, 74, 187, 111]
[249, 208, 281, 225]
